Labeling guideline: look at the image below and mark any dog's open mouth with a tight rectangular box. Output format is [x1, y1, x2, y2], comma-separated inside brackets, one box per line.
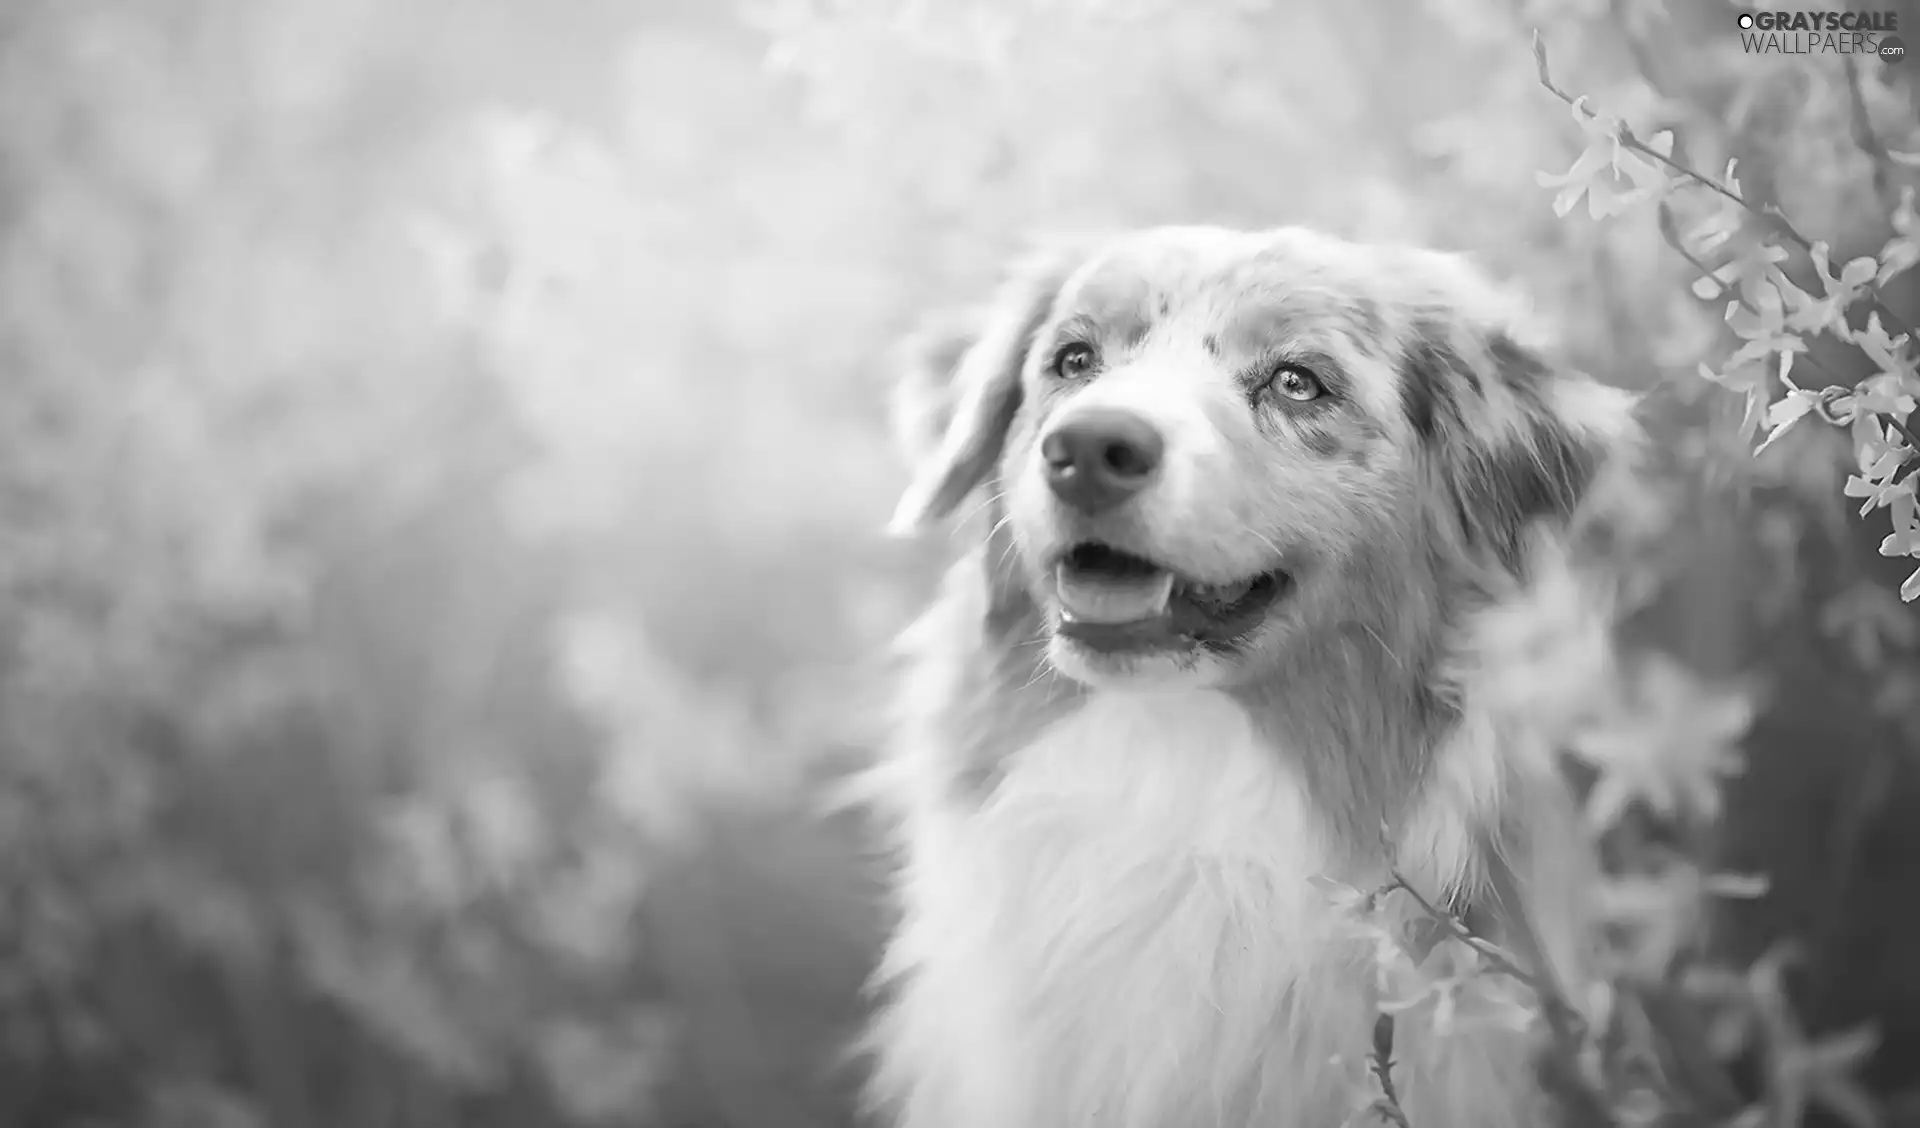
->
[1051, 542, 1289, 652]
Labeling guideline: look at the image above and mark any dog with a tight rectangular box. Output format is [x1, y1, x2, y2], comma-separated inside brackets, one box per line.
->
[863, 225, 1642, 1128]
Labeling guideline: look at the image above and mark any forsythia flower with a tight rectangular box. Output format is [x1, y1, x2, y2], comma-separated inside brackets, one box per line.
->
[1535, 97, 1674, 219]
[1773, 242, 1879, 341]
[1570, 654, 1751, 830]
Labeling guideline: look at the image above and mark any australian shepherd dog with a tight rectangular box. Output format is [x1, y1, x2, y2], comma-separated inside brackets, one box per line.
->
[863, 225, 1643, 1128]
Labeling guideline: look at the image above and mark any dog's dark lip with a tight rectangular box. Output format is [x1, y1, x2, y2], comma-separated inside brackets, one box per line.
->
[1051, 541, 1289, 653]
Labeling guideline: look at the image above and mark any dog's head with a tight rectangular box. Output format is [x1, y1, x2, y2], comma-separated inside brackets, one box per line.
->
[890, 226, 1638, 690]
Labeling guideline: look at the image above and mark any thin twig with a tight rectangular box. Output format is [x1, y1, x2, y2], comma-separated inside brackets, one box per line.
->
[1369, 1013, 1412, 1128]
[1654, 203, 1859, 395]
[1843, 55, 1897, 207]
[1387, 873, 1589, 1042]
[1532, 36, 1755, 222]
[1390, 875, 1530, 981]
[1882, 411, 1920, 454]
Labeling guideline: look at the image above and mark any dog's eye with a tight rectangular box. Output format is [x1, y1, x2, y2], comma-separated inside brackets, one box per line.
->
[1267, 364, 1324, 402]
[1052, 343, 1097, 380]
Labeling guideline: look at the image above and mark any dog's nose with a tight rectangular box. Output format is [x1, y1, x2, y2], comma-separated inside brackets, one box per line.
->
[1040, 408, 1165, 513]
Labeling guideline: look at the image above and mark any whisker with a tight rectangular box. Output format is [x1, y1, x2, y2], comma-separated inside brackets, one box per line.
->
[1359, 623, 1407, 672]
[1247, 527, 1286, 561]
[950, 487, 1004, 529]
[992, 518, 1023, 572]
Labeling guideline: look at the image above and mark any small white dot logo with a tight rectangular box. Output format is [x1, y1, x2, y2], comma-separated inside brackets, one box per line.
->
[1737, 12, 1754, 28]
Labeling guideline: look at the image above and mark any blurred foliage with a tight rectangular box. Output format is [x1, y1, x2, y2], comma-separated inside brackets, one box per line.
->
[0, 0, 1916, 1126]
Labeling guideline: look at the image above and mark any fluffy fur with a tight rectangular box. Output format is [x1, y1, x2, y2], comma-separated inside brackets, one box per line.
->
[865, 226, 1641, 1128]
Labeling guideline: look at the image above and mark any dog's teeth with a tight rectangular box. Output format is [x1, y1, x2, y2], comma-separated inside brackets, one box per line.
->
[1191, 578, 1255, 604]
[1055, 567, 1174, 624]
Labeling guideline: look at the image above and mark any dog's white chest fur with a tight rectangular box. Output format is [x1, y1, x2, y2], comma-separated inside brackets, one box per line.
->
[879, 690, 1368, 1127]
[873, 689, 1537, 1128]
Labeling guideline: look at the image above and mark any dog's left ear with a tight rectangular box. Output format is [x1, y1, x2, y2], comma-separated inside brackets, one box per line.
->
[886, 240, 1093, 536]
[1405, 323, 1640, 573]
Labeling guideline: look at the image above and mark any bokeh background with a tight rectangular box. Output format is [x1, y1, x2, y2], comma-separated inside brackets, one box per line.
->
[3, 0, 1919, 1125]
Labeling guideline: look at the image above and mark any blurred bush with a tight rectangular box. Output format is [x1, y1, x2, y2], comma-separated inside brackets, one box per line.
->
[0, 0, 1914, 1126]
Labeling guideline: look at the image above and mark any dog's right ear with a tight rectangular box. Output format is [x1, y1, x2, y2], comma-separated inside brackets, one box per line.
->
[886, 241, 1092, 537]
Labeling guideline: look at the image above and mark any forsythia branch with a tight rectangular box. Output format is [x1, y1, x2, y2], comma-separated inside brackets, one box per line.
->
[1533, 28, 1920, 603]
[1531, 30, 1916, 341]
[1386, 872, 1611, 1122]
[1653, 201, 1866, 401]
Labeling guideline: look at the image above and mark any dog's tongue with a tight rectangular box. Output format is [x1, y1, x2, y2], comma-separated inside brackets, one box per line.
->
[1055, 565, 1174, 625]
